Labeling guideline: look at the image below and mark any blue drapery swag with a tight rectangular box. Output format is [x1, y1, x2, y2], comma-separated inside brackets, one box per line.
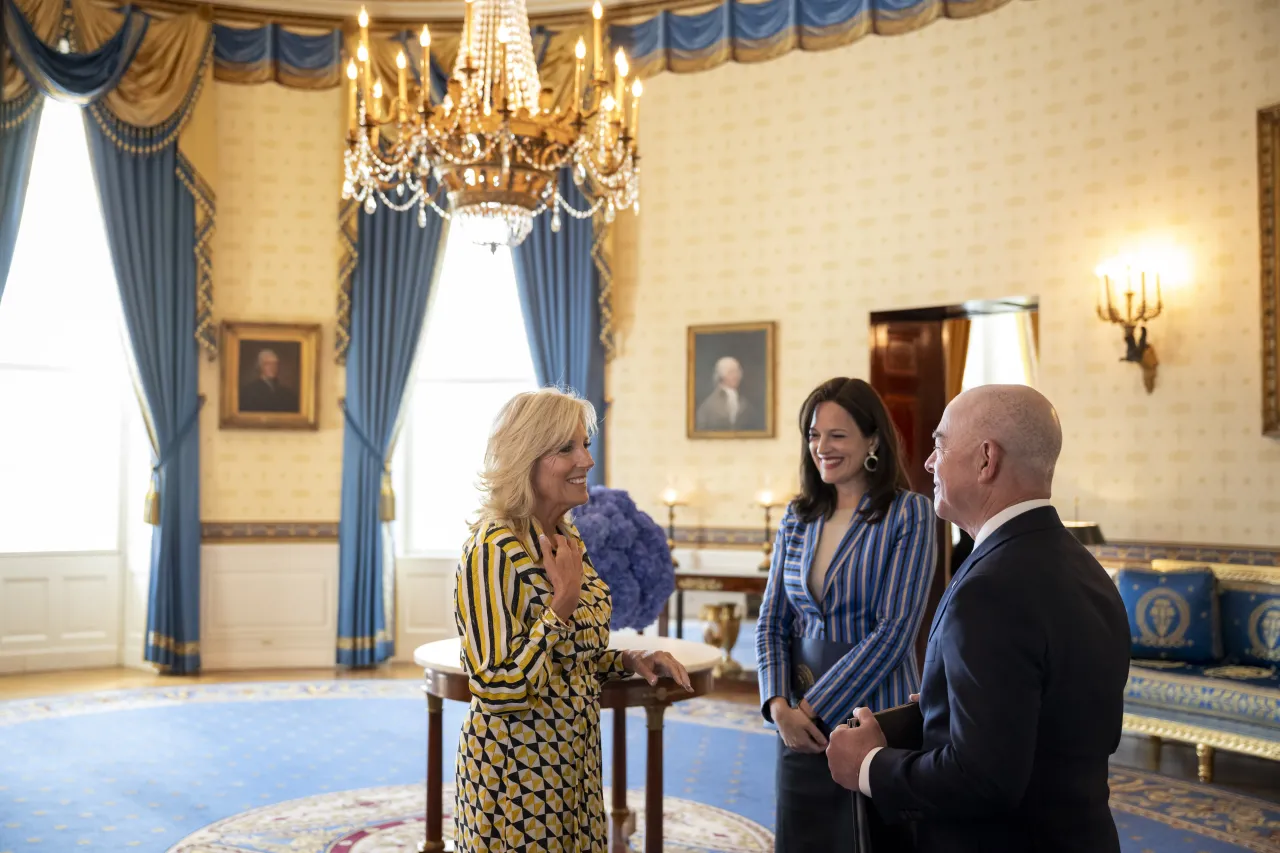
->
[5, 0, 147, 102]
[213, 21, 448, 95]
[512, 169, 608, 486]
[3, 0, 210, 673]
[609, 0, 1031, 77]
[213, 23, 344, 88]
[337, 204, 444, 666]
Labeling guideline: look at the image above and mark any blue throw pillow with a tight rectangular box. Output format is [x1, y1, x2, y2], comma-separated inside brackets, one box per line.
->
[1220, 586, 1280, 666]
[1116, 567, 1222, 663]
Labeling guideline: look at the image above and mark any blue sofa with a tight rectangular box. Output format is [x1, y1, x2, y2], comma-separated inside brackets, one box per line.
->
[1106, 559, 1280, 782]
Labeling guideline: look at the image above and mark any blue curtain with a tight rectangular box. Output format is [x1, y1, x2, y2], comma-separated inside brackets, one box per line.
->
[0, 92, 43, 301]
[87, 128, 203, 674]
[5, 0, 207, 673]
[337, 206, 443, 666]
[511, 171, 607, 486]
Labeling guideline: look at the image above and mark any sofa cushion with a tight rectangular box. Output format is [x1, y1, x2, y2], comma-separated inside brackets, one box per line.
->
[1220, 585, 1280, 666]
[1125, 660, 1280, 738]
[1116, 567, 1221, 663]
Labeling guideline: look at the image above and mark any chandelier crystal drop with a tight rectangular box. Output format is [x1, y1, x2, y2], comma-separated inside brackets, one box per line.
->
[342, 0, 640, 250]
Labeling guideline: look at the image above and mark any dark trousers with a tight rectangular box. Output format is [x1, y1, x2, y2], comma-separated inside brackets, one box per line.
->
[775, 736, 855, 852]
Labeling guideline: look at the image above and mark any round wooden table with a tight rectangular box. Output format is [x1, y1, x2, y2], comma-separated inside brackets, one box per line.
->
[413, 634, 720, 853]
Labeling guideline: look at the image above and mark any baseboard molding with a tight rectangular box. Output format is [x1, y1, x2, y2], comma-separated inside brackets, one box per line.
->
[0, 647, 118, 674]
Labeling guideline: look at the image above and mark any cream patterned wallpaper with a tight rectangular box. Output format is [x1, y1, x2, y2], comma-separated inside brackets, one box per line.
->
[609, 0, 1280, 545]
[200, 82, 347, 522]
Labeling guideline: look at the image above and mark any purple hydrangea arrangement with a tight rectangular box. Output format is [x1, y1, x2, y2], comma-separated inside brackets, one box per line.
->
[572, 486, 675, 630]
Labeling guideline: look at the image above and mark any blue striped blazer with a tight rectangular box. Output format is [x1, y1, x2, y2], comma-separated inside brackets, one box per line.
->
[756, 489, 938, 728]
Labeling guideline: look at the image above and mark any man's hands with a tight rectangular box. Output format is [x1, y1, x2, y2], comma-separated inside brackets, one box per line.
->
[622, 649, 694, 691]
[826, 707, 887, 791]
[770, 697, 828, 753]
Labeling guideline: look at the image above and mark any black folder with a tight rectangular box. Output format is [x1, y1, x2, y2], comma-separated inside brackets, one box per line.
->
[852, 702, 922, 853]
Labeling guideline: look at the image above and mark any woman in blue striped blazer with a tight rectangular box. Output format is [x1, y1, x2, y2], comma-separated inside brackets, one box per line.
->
[757, 377, 937, 851]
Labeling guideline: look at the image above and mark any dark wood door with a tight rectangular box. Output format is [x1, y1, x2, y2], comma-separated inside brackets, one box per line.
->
[869, 320, 949, 667]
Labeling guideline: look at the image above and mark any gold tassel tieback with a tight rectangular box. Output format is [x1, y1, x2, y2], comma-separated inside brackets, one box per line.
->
[140, 397, 206, 527]
[380, 466, 396, 522]
[144, 470, 161, 526]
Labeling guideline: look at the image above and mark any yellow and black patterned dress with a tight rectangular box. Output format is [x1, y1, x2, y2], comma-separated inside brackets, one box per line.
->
[453, 518, 629, 852]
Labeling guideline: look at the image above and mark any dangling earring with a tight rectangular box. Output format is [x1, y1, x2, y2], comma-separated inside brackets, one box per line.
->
[864, 448, 879, 473]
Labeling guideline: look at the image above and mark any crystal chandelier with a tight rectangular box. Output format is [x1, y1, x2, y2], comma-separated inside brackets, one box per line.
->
[342, 0, 641, 249]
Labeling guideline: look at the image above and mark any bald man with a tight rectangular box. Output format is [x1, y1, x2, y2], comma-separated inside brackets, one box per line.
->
[826, 385, 1129, 853]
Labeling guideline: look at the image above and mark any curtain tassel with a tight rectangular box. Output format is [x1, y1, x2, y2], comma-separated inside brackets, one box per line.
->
[143, 471, 161, 526]
[380, 467, 396, 522]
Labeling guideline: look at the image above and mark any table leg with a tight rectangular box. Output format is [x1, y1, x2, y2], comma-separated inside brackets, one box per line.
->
[420, 694, 447, 853]
[644, 704, 666, 853]
[675, 591, 684, 639]
[610, 707, 632, 853]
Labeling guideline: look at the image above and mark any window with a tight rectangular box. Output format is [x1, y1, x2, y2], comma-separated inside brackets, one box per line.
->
[0, 99, 147, 553]
[961, 311, 1039, 391]
[393, 227, 539, 556]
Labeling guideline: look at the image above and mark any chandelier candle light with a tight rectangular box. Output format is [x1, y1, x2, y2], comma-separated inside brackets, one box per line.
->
[342, 0, 641, 249]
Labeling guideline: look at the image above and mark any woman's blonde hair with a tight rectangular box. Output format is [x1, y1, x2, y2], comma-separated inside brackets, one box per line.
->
[473, 387, 598, 541]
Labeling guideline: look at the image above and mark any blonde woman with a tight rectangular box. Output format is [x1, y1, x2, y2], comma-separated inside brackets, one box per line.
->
[453, 387, 692, 852]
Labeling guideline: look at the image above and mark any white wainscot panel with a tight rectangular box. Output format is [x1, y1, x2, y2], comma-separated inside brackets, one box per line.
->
[0, 553, 120, 673]
[200, 543, 339, 671]
[393, 556, 459, 663]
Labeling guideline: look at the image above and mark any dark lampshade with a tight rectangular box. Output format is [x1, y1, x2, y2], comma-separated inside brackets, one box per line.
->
[1064, 521, 1106, 546]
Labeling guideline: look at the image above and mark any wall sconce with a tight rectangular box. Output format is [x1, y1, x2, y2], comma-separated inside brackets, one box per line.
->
[1095, 256, 1164, 393]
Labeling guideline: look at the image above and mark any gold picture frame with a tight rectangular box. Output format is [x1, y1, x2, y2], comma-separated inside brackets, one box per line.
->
[687, 321, 776, 439]
[1259, 104, 1280, 438]
[219, 321, 321, 431]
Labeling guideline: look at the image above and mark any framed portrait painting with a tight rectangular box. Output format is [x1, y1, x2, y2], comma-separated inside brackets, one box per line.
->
[220, 322, 321, 430]
[687, 322, 776, 439]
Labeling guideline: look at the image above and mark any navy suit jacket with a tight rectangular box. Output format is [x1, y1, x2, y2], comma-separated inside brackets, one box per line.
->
[868, 506, 1130, 853]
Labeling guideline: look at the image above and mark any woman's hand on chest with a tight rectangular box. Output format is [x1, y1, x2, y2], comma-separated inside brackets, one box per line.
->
[540, 533, 584, 622]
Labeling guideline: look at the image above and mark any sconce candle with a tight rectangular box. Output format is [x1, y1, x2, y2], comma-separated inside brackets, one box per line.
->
[659, 488, 684, 569]
[756, 489, 783, 571]
[1094, 255, 1166, 394]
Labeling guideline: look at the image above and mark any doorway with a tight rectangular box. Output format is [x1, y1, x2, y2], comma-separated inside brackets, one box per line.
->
[869, 296, 1040, 665]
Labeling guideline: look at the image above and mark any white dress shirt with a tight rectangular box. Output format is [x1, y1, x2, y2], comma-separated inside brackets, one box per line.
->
[855, 498, 1053, 796]
[723, 387, 740, 425]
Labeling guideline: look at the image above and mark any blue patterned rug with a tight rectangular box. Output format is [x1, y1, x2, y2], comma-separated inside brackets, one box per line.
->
[0, 680, 1277, 852]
